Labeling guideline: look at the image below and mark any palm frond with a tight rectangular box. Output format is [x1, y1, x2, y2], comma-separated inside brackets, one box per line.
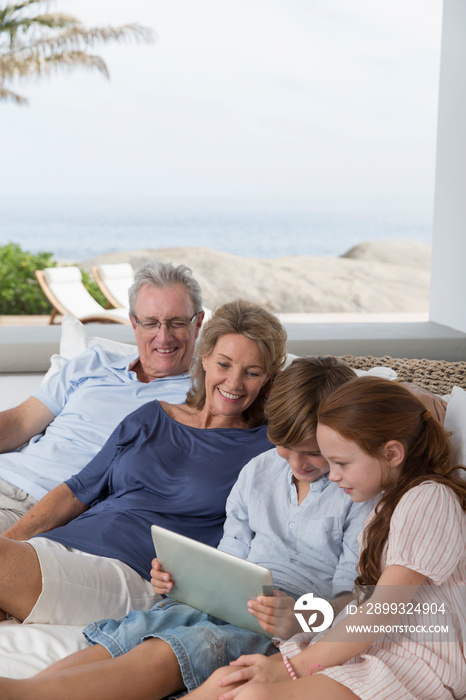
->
[0, 2, 156, 105]
[0, 3, 73, 30]
[1, 1, 48, 12]
[31, 22, 156, 52]
[1, 12, 79, 32]
[8, 12, 80, 31]
[0, 21, 155, 80]
[0, 0, 38, 24]
[0, 0, 56, 20]
[2, 22, 155, 56]
[0, 47, 109, 79]
[45, 50, 109, 77]
[0, 81, 27, 103]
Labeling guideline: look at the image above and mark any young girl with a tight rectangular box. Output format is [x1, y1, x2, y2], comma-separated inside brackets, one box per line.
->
[202, 376, 466, 700]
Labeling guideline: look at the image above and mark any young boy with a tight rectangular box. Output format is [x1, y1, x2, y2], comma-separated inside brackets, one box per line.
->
[212, 355, 369, 640]
[0, 357, 377, 700]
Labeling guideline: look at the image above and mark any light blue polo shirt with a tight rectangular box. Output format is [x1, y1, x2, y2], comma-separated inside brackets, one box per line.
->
[0, 345, 191, 500]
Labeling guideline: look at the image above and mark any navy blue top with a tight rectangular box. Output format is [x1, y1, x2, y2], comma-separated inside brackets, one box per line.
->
[42, 401, 271, 581]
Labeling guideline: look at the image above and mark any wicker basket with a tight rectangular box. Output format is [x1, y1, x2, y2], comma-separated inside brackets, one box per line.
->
[337, 355, 466, 395]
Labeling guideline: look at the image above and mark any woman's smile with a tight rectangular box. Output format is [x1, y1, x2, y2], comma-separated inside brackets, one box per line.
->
[202, 334, 269, 425]
[217, 387, 245, 401]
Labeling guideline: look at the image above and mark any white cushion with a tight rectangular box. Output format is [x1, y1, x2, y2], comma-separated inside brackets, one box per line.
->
[353, 366, 398, 380]
[97, 263, 134, 308]
[0, 620, 87, 678]
[98, 263, 134, 281]
[44, 266, 82, 284]
[42, 315, 137, 384]
[60, 315, 136, 357]
[444, 386, 466, 475]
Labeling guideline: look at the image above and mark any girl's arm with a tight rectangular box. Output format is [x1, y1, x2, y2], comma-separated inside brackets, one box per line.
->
[277, 564, 425, 676]
[218, 564, 425, 700]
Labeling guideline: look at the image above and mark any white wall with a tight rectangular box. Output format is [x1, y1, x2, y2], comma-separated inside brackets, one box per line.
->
[430, 0, 466, 333]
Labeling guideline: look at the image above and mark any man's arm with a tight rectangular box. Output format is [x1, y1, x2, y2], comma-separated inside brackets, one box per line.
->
[2, 483, 88, 541]
[0, 397, 55, 453]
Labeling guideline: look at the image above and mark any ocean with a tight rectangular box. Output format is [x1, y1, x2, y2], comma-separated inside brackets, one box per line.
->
[0, 196, 433, 262]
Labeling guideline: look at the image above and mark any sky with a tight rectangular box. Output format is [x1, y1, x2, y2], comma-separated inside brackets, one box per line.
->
[0, 0, 443, 209]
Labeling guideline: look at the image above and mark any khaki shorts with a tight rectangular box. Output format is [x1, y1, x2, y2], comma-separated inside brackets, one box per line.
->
[25, 538, 160, 626]
[0, 477, 37, 533]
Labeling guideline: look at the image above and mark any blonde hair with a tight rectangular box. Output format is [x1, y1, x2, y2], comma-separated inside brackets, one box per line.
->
[186, 300, 287, 427]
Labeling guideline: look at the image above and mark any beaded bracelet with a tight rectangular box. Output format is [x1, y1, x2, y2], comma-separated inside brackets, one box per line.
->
[305, 663, 323, 676]
[283, 656, 298, 680]
[283, 656, 323, 680]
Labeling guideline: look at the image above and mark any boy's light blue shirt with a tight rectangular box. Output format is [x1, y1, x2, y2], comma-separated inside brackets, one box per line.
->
[219, 447, 378, 600]
[0, 345, 191, 500]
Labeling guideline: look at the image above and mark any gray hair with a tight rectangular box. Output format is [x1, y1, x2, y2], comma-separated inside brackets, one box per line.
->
[128, 261, 203, 317]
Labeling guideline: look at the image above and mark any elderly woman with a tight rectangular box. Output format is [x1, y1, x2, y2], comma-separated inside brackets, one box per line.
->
[0, 300, 287, 628]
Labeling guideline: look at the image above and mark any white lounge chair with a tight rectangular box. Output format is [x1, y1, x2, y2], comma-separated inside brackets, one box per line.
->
[35, 267, 131, 325]
[91, 263, 134, 309]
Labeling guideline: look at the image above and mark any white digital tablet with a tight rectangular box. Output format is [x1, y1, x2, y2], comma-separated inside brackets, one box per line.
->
[151, 524, 274, 638]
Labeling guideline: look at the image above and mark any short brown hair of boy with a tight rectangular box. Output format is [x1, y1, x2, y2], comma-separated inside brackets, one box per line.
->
[265, 356, 356, 447]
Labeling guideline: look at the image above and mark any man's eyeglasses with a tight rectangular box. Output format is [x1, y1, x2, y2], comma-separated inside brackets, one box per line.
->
[133, 313, 198, 334]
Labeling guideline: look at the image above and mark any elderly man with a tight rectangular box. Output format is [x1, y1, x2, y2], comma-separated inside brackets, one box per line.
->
[0, 261, 204, 532]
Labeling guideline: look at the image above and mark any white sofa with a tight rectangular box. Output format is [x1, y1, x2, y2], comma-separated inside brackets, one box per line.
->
[1, 317, 466, 677]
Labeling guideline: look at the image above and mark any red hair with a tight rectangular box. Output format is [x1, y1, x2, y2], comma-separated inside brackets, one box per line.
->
[317, 376, 466, 586]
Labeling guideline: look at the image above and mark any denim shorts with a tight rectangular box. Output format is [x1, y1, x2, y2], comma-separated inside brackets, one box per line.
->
[84, 598, 278, 693]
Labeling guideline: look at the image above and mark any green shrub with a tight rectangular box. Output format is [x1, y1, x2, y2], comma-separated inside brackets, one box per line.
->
[0, 242, 108, 315]
[80, 270, 109, 309]
[0, 242, 56, 314]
